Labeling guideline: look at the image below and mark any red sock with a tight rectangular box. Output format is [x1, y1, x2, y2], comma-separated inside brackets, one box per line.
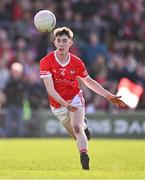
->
[80, 149, 88, 154]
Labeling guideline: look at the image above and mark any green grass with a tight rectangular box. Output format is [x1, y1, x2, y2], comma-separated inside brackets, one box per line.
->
[0, 138, 144, 179]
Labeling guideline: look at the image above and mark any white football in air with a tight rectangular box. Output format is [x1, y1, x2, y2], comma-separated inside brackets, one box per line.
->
[34, 10, 56, 32]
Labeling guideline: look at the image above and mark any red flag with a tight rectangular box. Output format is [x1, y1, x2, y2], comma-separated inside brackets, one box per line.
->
[117, 78, 143, 109]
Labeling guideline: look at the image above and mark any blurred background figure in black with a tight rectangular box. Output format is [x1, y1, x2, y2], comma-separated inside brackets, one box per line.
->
[4, 62, 25, 137]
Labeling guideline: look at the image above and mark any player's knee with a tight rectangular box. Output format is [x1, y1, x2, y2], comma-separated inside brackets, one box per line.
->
[73, 125, 81, 134]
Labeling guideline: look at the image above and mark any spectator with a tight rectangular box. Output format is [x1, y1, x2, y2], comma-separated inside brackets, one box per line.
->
[4, 62, 26, 137]
[84, 32, 110, 70]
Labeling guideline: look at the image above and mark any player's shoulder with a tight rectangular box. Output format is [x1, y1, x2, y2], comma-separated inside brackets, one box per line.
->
[40, 51, 54, 63]
[70, 53, 83, 63]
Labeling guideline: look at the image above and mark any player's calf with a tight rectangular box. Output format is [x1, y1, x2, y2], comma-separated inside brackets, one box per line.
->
[84, 118, 91, 140]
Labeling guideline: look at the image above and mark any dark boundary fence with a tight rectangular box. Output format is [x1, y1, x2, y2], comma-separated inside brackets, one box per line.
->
[0, 109, 145, 138]
[36, 110, 145, 139]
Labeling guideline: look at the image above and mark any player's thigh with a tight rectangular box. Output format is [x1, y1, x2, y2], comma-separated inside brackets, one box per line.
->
[51, 106, 75, 137]
[62, 120, 76, 139]
[51, 107, 70, 124]
[70, 106, 85, 127]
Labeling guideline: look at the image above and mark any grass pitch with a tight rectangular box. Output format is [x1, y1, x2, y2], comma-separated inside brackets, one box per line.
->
[0, 138, 144, 179]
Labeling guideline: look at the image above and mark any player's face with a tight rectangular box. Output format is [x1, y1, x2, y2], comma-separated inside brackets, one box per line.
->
[54, 35, 73, 54]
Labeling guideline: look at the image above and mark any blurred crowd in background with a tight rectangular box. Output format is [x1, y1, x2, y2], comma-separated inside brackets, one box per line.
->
[0, 0, 145, 120]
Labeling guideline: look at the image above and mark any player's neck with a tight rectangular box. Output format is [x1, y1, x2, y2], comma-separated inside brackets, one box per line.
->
[56, 51, 69, 64]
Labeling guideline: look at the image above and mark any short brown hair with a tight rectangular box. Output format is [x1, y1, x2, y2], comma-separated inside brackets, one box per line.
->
[54, 27, 73, 39]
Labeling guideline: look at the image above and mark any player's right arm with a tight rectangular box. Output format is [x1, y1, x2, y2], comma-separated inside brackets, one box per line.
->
[42, 76, 77, 112]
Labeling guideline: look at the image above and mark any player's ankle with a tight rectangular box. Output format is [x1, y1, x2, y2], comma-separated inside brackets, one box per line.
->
[80, 149, 88, 154]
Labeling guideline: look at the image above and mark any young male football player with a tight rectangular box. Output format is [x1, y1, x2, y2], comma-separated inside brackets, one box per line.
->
[40, 27, 126, 170]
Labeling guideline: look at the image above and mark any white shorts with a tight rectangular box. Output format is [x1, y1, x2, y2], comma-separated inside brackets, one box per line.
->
[51, 91, 85, 124]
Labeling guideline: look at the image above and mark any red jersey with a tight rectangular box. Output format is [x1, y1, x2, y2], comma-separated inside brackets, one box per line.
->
[40, 51, 88, 108]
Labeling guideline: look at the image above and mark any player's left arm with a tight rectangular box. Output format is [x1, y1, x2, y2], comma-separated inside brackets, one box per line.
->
[80, 76, 126, 108]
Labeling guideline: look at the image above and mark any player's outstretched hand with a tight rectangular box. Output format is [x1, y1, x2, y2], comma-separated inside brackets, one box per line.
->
[68, 105, 78, 112]
[107, 95, 126, 108]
